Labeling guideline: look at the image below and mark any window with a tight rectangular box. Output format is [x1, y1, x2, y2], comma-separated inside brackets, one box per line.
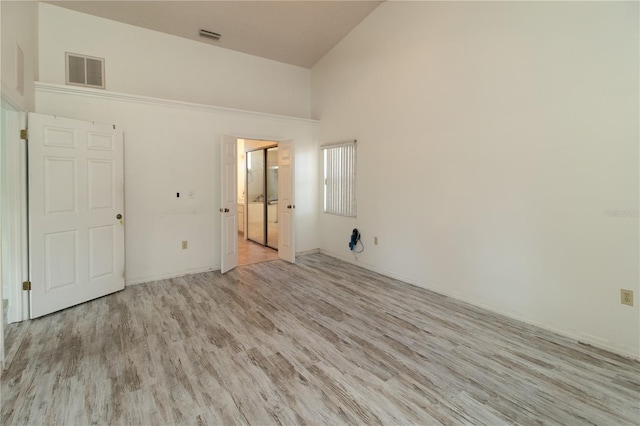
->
[322, 140, 357, 217]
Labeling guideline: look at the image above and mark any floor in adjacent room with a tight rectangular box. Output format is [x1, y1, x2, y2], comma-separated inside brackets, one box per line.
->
[237, 234, 279, 266]
[1, 253, 638, 425]
[246, 220, 279, 250]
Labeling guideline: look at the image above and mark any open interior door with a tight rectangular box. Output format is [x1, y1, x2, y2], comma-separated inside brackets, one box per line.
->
[28, 113, 125, 318]
[278, 139, 295, 263]
[220, 135, 238, 273]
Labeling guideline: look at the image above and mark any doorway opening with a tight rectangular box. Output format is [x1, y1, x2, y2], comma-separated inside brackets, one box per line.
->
[221, 135, 294, 273]
[237, 139, 279, 266]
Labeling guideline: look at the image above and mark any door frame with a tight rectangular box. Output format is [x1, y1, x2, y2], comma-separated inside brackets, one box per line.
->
[1, 96, 30, 325]
[221, 134, 295, 271]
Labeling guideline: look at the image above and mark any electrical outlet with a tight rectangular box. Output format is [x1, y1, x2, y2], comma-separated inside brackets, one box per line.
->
[621, 289, 633, 306]
[374, 236, 378, 245]
[182, 240, 188, 250]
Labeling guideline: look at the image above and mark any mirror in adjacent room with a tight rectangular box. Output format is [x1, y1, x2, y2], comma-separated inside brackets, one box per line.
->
[246, 149, 265, 245]
[266, 147, 278, 249]
[239, 141, 281, 266]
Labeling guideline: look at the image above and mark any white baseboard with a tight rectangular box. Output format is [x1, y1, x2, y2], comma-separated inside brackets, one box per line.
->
[318, 249, 640, 361]
[296, 248, 320, 256]
[126, 250, 319, 287]
[126, 265, 219, 286]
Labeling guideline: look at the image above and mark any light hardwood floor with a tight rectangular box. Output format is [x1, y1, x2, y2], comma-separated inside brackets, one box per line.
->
[1, 253, 639, 425]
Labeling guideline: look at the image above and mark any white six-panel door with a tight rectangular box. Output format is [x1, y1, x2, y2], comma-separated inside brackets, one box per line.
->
[28, 113, 125, 318]
[220, 135, 238, 273]
[278, 139, 295, 263]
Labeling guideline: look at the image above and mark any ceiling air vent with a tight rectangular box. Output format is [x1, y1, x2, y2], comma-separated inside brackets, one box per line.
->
[65, 52, 105, 89]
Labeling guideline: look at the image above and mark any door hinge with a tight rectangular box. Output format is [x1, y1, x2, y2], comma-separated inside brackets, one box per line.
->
[20, 129, 28, 140]
[22, 281, 31, 291]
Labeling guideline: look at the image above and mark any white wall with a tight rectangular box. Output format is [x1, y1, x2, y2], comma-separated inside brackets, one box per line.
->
[1, 1, 38, 110]
[36, 84, 319, 284]
[38, 3, 311, 118]
[312, 2, 639, 358]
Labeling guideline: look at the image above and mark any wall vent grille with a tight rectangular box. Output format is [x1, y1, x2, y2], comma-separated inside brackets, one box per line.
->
[65, 53, 105, 89]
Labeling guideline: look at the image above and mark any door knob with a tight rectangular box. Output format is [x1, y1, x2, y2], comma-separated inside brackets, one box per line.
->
[220, 208, 229, 213]
[116, 214, 122, 219]
[287, 205, 292, 209]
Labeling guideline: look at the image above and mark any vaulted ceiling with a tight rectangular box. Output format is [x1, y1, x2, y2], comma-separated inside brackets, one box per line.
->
[47, 1, 383, 68]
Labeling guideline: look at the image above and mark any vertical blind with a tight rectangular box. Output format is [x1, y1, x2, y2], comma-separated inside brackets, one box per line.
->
[322, 141, 356, 217]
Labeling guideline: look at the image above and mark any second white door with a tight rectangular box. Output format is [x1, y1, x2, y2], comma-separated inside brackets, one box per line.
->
[277, 140, 295, 263]
[28, 113, 125, 318]
[220, 135, 238, 273]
